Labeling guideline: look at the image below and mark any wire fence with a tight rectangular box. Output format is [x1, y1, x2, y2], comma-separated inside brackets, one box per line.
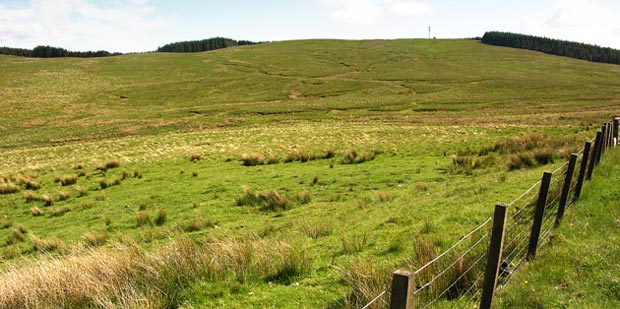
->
[388, 117, 618, 308]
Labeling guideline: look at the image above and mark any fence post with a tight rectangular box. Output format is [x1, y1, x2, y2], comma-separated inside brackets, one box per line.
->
[588, 132, 602, 179]
[527, 172, 552, 260]
[605, 122, 613, 149]
[390, 269, 415, 309]
[599, 124, 607, 160]
[479, 203, 508, 309]
[574, 141, 591, 201]
[556, 154, 577, 226]
[614, 118, 619, 144]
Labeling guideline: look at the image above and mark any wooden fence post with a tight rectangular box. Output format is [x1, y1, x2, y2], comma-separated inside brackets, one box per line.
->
[574, 141, 591, 202]
[588, 132, 602, 179]
[614, 118, 619, 143]
[605, 121, 613, 149]
[527, 172, 552, 260]
[390, 270, 415, 309]
[599, 124, 607, 159]
[479, 203, 508, 309]
[556, 154, 577, 226]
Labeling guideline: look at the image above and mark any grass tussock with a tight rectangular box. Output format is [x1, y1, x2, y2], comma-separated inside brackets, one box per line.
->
[341, 148, 377, 164]
[75, 186, 88, 197]
[50, 206, 71, 217]
[30, 234, 64, 253]
[154, 208, 167, 226]
[105, 160, 121, 169]
[6, 225, 27, 245]
[284, 148, 336, 163]
[41, 194, 54, 206]
[57, 190, 70, 201]
[82, 230, 108, 247]
[189, 153, 201, 162]
[300, 220, 333, 239]
[241, 153, 265, 166]
[0, 183, 19, 195]
[339, 258, 391, 309]
[55, 175, 78, 186]
[296, 188, 311, 204]
[177, 216, 215, 232]
[0, 236, 308, 308]
[236, 187, 291, 212]
[341, 233, 368, 254]
[135, 211, 151, 227]
[98, 178, 121, 190]
[29, 207, 44, 217]
[23, 191, 39, 203]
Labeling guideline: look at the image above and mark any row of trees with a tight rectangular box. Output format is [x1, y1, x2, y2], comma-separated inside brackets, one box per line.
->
[156, 37, 260, 53]
[0, 46, 121, 58]
[481, 31, 620, 65]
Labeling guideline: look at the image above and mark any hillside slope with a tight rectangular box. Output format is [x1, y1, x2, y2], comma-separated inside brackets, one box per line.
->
[1, 39, 618, 149]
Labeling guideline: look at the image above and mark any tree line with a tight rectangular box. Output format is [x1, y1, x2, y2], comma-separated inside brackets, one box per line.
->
[156, 37, 261, 53]
[481, 31, 620, 65]
[0, 45, 121, 58]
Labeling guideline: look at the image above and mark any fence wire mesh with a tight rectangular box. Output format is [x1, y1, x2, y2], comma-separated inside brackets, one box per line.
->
[400, 140, 597, 307]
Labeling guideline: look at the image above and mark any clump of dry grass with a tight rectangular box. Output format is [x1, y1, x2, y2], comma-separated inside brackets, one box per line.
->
[6, 225, 27, 245]
[55, 175, 78, 186]
[75, 186, 88, 197]
[0, 182, 19, 195]
[29, 207, 44, 217]
[177, 216, 214, 232]
[341, 148, 376, 164]
[13, 175, 39, 190]
[296, 188, 311, 204]
[300, 220, 333, 239]
[236, 187, 291, 212]
[23, 191, 39, 203]
[82, 230, 108, 247]
[341, 233, 368, 254]
[105, 160, 121, 169]
[338, 258, 391, 309]
[30, 234, 64, 253]
[241, 153, 265, 166]
[50, 206, 71, 217]
[97, 178, 121, 190]
[41, 194, 54, 206]
[189, 153, 201, 162]
[57, 190, 70, 201]
[135, 211, 151, 227]
[0, 235, 308, 308]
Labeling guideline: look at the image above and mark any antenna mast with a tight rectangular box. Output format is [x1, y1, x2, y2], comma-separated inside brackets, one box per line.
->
[428, 26, 431, 39]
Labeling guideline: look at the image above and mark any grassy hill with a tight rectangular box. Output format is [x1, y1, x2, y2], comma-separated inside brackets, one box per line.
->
[0, 39, 619, 308]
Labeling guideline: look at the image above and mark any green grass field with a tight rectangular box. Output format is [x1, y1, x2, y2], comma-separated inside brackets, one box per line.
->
[0, 39, 618, 308]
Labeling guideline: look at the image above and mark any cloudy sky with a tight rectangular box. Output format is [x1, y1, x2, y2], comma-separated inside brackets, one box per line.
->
[1, 0, 620, 53]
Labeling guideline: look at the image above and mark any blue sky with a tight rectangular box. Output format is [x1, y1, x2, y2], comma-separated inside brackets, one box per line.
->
[1, 0, 620, 52]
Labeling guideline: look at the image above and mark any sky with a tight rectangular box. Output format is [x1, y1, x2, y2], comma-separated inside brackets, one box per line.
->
[1, 0, 620, 53]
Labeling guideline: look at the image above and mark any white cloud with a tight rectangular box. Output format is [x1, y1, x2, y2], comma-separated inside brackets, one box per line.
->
[523, 0, 620, 48]
[0, 0, 170, 52]
[321, 0, 430, 24]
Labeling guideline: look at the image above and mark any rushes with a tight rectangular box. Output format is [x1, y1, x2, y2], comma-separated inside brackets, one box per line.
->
[236, 187, 291, 212]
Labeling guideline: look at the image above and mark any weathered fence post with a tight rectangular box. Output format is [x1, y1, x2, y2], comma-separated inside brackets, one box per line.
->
[614, 117, 620, 144]
[588, 132, 602, 179]
[556, 154, 577, 226]
[605, 121, 614, 149]
[479, 203, 508, 309]
[599, 124, 607, 160]
[574, 141, 591, 201]
[527, 172, 552, 260]
[390, 270, 415, 309]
